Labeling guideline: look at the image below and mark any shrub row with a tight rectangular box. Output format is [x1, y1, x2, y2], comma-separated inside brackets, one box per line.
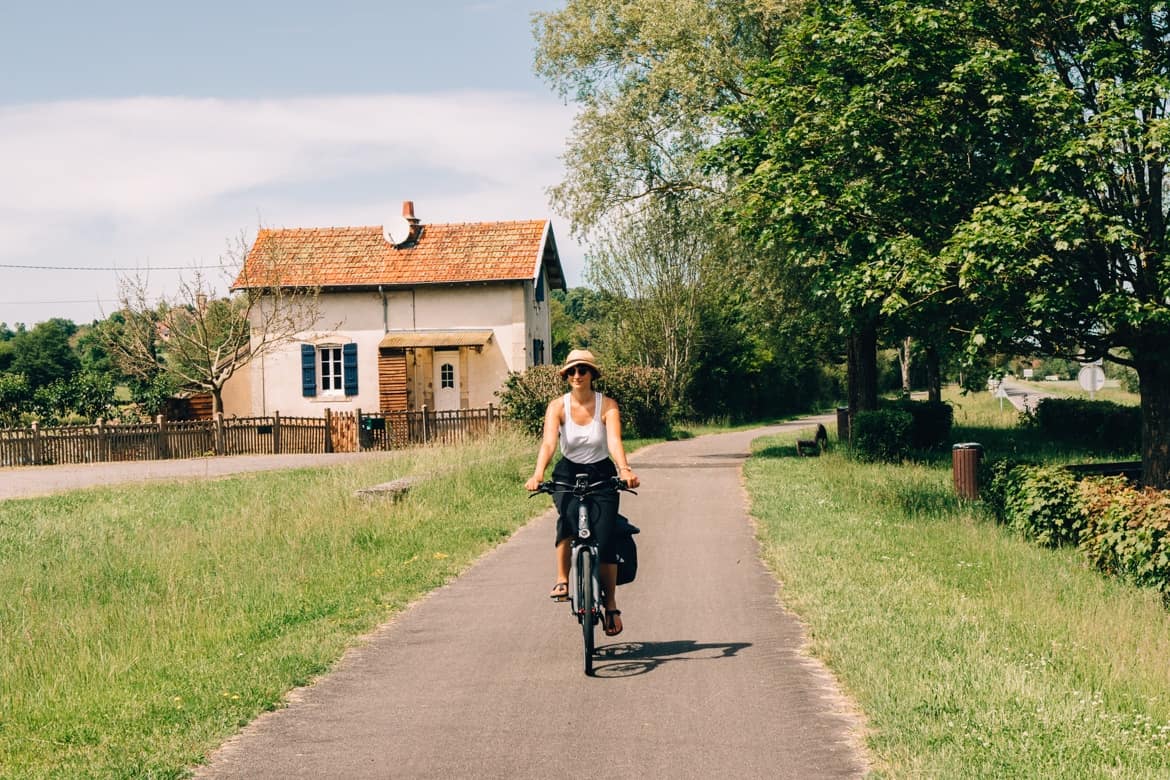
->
[1030, 398, 1141, 454]
[984, 461, 1170, 603]
[496, 364, 672, 439]
[852, 400, 954, 462]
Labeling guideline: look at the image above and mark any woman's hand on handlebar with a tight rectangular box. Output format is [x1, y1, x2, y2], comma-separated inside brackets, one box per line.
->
[524, 475, 543, 492]
[621, 469, 640, 489]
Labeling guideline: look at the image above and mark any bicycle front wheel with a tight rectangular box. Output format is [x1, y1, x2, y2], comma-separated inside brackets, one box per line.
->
[578, 547, 595, 675]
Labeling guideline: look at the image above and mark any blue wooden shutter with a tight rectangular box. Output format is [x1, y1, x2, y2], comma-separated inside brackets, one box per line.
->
[343, 342, 359, 396]
[301, 344, 317, 397]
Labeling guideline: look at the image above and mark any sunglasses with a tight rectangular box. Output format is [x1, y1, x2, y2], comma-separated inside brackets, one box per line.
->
[565, 365, 592, 377]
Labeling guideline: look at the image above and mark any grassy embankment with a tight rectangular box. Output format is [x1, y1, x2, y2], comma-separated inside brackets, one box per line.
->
[0, 433, 542, 778]
[746, 388, 1168, 778]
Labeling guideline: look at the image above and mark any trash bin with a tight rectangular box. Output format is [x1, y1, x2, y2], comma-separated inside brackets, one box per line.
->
[836, 406, 850, 444]
[952, 443, 983, 500]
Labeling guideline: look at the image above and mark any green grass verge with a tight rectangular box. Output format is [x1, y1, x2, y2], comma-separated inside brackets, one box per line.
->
[0, 432, 539, 779]
[747, 417, 1170, 777]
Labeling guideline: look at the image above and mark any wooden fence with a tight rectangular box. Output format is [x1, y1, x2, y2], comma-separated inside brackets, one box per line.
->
[0, 406, 500, 468]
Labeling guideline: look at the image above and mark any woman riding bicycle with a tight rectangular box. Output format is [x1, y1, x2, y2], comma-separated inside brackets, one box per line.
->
[524, 349, 641, 637]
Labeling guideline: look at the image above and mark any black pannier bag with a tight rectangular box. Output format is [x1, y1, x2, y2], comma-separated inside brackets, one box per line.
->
[615, 514, 640, 585]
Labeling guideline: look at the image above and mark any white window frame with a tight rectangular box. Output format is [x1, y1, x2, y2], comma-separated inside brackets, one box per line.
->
[319, 345, 344, 396]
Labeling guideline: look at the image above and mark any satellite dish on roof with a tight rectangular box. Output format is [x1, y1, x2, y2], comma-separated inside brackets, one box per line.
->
[383, 215, 413, 247]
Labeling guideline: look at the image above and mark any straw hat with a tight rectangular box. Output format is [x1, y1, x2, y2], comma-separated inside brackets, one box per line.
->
[559, 348, 601, 378]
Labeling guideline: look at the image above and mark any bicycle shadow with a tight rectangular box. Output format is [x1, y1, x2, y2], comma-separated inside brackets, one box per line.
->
[590, 640, 751, 678]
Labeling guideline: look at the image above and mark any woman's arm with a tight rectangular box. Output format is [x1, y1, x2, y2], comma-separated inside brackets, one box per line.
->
[525, 399, 562, 491]
[602, 397, 640, 489]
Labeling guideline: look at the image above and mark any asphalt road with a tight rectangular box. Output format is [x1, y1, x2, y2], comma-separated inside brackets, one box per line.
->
[196, 417, 867, 779]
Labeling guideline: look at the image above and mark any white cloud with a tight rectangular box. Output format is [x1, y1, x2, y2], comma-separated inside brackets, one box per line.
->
[0, 91, 583, 324]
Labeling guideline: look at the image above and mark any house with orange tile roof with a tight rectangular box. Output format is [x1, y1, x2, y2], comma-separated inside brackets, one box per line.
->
[227, 201, 565, 417]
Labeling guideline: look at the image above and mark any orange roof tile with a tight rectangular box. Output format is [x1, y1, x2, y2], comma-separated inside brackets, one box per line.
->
[232, 220, 565, 290]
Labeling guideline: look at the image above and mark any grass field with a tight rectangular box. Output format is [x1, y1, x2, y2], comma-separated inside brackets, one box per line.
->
[0, 434, 544, 778]
[2, 390, 1162, 778]
[746, 390, 1169, 777]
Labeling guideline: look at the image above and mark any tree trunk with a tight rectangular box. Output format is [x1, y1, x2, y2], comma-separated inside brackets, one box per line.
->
[847, 316, 879, 419]
[925, 344, 942, 403]
[1136, 350, 1170, 490]
[211, 387, 224, 417]
[898, 336, 912, 398]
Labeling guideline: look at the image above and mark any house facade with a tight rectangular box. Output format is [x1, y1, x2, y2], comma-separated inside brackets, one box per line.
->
[228, 202, 565, 417]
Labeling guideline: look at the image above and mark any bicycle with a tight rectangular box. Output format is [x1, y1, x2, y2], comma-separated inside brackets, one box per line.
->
[531, 474, 636, 676]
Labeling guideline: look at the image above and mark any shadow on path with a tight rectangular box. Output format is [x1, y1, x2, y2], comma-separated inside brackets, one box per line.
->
[590, 640, 752, 678]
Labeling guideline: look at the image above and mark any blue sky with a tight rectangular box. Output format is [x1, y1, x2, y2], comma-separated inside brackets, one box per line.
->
[0, 0, 581, 327]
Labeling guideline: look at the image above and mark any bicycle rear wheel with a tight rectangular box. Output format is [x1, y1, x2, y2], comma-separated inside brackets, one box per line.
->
[578, 547, 595, 675]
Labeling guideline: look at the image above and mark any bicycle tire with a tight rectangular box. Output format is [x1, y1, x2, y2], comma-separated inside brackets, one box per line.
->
[579, 547, 595, 675]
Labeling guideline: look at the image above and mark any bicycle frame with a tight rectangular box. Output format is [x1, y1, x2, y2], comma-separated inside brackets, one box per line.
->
[532, 473, 633, 675]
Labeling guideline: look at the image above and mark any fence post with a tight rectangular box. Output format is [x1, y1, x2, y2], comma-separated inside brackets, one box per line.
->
[94, 418, 106, 463]
[324, 408, 333, 453]
[214, 412, 225, 456]
[31, 421, 42, 465]
[156, 414, 166, 460]
[422, 405, 429, 443]
[488, 403, 495, 433]
[355, 408, 363, 452]
[273, 411, 281, 454]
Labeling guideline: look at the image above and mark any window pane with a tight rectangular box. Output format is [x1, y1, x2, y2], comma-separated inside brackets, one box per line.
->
[441, 363, 454, 389]
[320, 347, 343, 391]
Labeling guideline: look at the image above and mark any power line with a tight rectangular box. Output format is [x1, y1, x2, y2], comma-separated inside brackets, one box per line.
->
[0, 299, 119, 305]
[0, 263, 232, 271]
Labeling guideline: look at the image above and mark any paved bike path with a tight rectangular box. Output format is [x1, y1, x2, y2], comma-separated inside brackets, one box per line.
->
[198, 418, 867, 778]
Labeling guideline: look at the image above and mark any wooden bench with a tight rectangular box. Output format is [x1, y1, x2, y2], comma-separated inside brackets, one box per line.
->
[796, 424, 829, 457]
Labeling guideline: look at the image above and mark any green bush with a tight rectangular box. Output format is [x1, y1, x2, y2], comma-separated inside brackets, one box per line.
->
[496, 366, 564, 437]
[1031, 398, 1141, 454]
[979, 456, 1030, 522]
[1002, 465, 1087, 547]
[1079, 478, 1170, 601]
[496, 364, 671, 439]
[985, 462, 1170, 602]
[889, 399, 953, 450]
[852, 409, 913, 462]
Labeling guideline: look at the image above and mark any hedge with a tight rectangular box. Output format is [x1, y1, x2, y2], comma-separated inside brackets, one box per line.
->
[1030, 397, 1141, 454]
[497, 364, 672, 439]
[985, 462, 1170, 604]
[853, 409, 913, 462]
[889, 399, 954, 450]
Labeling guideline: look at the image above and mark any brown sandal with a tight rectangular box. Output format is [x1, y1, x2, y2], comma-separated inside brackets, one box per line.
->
[604, 609, 623, 636]
[549, 582, 569, 600]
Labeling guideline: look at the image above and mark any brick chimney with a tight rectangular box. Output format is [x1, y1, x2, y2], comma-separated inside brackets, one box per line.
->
[402, 201, 422, 243]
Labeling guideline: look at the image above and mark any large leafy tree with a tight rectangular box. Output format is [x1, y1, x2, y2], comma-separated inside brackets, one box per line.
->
[948, 2, 1170, 487]
[712, 0, 1037, 419]
[533, 0, 783, 232]
[7, 318, 81, 390]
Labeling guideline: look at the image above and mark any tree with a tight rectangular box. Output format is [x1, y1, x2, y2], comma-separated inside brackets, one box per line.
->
[711, 0, 1038, 421]
[104, 234, 321, 416]
[946, 2, 1170, 487]
[8, 318, 80, 390]
[584, 196, 719, 412]
[533, 0, 783, 232]
[0, 372, 29, 427]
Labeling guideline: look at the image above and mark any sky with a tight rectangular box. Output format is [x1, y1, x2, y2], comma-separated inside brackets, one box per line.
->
[0, 0, 582, 328]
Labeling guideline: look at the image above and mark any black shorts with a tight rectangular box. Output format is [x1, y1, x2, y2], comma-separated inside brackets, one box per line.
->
[552, 456, 620, 564]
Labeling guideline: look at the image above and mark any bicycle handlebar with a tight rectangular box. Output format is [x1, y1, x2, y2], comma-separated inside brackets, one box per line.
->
[528, 475, 636, 498]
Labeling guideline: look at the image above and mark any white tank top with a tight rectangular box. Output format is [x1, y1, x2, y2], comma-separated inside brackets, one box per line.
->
[559, 392, 608, 464]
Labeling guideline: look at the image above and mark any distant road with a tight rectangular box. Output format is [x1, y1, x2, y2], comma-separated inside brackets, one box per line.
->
[0, 451, 404, 501]
[996, 378, 1058, 413]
